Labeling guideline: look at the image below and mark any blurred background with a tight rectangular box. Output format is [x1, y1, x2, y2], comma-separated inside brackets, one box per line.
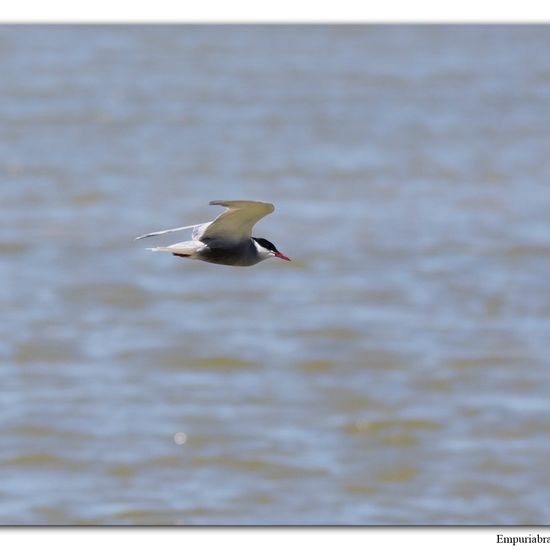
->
[1, 25, 550, 525]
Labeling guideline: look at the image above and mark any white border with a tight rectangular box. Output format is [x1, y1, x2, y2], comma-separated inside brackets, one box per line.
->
[2, 0, 550, 22]
[4, 528, 550, 550]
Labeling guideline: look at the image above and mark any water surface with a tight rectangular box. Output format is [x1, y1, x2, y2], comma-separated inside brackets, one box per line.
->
[1, 25, 550, 525]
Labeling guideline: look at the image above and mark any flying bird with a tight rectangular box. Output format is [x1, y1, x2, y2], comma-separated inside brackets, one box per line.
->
[135, 200, 291, 267]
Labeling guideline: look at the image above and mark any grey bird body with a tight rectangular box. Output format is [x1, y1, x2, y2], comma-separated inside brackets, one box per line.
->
[136, 200, 290, 267]
[194, 237, 262, 266]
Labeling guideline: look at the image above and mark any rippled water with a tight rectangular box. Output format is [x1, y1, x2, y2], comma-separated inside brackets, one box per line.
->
[2, 24, 550, 525]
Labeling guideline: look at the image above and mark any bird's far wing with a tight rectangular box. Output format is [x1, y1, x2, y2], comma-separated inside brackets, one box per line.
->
[191, 222, 213, 240]
[201, 200, 274, 242]
[135, 222, 211, 241]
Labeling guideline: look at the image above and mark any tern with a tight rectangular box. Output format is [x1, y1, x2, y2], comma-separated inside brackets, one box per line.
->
[135, 200, 291, 267]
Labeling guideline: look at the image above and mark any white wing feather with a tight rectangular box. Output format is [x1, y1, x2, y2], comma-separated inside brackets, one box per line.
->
[135, 222, 211, 241]
[200, 200, 274, 242]
[135, 200, 273, 244]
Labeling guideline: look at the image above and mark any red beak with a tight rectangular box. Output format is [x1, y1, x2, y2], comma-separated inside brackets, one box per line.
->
[274, 251, 291, 261]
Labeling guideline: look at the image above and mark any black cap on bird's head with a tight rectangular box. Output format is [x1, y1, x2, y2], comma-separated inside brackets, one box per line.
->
[252, 237, 291, 261]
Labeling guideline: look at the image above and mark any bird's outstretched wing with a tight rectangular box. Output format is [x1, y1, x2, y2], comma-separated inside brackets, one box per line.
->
[135, 222, 211, 241]
[200, 200, 274, 242]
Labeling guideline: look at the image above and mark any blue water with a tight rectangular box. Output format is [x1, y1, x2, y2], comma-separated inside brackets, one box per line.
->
[1, 25, 550, 525]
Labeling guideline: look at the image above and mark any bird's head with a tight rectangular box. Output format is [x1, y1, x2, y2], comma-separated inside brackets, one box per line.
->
[252, 237, 291, 262]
